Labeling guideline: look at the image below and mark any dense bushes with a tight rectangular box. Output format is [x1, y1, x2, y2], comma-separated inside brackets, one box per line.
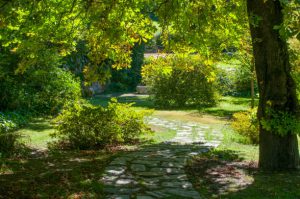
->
[231, 108, 259, 144]
[142, 55, 218, 108]
[53, 99, 152, 149]
[216, 66, 257, 97]
[0, 112, 28, 155]
[0, 66, 81, 115]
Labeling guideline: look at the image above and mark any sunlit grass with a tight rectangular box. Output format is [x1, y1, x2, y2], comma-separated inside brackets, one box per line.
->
[200, 96, 258, 118]
[17, 118, 55, 149]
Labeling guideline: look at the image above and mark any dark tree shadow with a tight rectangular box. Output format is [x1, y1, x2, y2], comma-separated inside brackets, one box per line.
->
[0, 148, 115, 199]
[89, 93, 155, 109]
[0, 142, 211, 199]
[186, 149, 300, 199]
[21, 118, 53, 132]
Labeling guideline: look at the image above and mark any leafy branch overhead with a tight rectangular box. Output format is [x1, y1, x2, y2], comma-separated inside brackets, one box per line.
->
[0, 0, 154, 75]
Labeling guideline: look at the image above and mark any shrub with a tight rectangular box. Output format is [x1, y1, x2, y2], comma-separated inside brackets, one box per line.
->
[231, 108, 259, 144]
[52, 99, 152, 149]
[142, 55, 218, 108]
[216, 66, 258, 97]
[0, 66, 81, 115]
[0, 112, 28, 155]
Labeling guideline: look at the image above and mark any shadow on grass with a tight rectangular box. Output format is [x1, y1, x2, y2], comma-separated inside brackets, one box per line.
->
[198, 108, 240, 118]
[0, 148, 115, 199]
[186, 149, 300, 199]
[21, 118, 53, 132]
[90, 93, 155, 109]
[0, 141, 210, 199]
[90, 93, 216, 111]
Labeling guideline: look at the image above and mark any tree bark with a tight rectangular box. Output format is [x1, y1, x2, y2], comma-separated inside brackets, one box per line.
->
[247, 0, 299, 170]
[251, 57, 255, 109]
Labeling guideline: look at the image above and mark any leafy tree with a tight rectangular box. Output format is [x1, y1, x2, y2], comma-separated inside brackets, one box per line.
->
[1, 0, 299, 170]
[152, 0, 299, 170]
[0, 0, 154, 77]
[247, 0, 299, 170]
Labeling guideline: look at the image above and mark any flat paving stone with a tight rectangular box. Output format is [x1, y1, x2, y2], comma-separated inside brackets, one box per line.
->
[136, 196, 155, 199]
[131, 160, 160, 166]
[161, 181, 193, 189]
[107, 195, 130, 199]
[161, 162, 184, 168]
[137, 171, 165, 177]
[131, 164, 146, 172]
[145, 191, 171, 198]
[105, 167, 126, 176]
[164, 189, 201, 198]
[115, 179, 137, 186]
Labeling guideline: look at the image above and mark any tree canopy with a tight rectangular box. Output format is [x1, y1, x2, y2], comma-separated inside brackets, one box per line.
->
[1, 0, 299, 170]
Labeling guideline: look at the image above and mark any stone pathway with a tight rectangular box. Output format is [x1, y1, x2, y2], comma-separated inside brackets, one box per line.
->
[101, 117, 224, 199]
[146, 117, 223, 147]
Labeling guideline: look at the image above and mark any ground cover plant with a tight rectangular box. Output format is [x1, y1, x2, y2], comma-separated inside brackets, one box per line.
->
[0, 112, 29, 156]
[231, 108, 259, 144]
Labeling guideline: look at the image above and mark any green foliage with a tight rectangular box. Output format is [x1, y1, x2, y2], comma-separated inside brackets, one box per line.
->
[261, 108, 300, 136]
[289, 38, 300, 99]
[0, 0, 154, 75]
[0, 47, 81, 114]
[216, 65, 257, 97]
[0, 112, 28, 155]
[0, 65, 81, 115]
[142, 55, 218, 108]
[278, 1, 300, 40]
[231, 108, 259, 144]
[152, 0, 249, 59]
[53, 99, 152, 149]
[108, 42, 146, 92]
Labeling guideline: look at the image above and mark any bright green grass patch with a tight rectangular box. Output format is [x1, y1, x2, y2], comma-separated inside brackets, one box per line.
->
[218, 142, 258, 162]
[142, 124, 177, 143]
[200, 96, 258, 117]
[90, 94, 259, 119]
[18, 118, 55, 149]
[148, 129, 177, 143]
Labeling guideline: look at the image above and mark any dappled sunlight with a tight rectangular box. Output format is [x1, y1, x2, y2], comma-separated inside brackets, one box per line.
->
[0, 149, 113, 198]
[101, 142, 211, 198]
[186, 149, 300, 198]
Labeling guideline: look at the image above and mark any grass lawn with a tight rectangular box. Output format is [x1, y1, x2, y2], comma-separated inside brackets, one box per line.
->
[200, 96, 258, 118]
[18, 118, 55, 149]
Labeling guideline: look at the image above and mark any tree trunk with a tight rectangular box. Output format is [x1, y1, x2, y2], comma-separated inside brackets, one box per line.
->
[247, 0, 299, 170]
[251, 57, 255, 109]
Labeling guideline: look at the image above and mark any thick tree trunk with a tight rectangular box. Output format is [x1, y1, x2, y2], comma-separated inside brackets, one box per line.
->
[247, 0, 299, 170]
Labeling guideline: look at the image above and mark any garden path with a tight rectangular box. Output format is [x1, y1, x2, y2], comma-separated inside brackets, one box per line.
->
[101, 117, 224, 199]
